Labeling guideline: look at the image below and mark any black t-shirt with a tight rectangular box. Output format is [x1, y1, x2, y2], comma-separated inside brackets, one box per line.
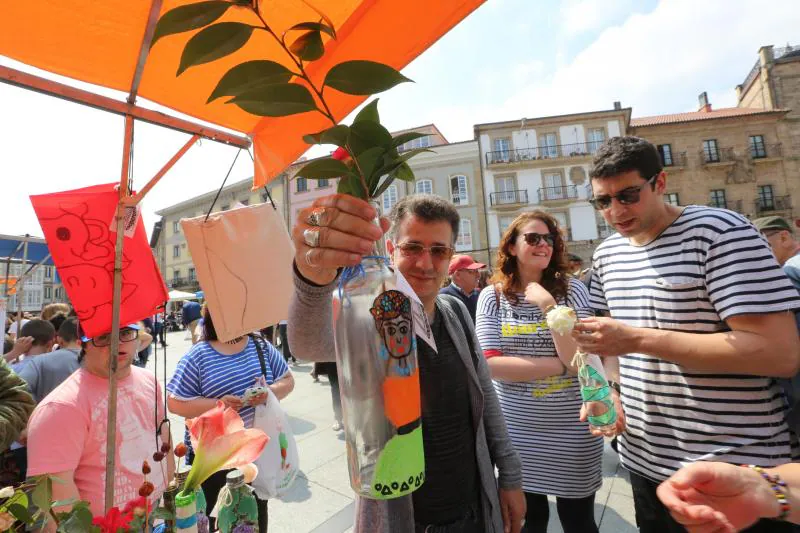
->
[412, 306, 480, 525]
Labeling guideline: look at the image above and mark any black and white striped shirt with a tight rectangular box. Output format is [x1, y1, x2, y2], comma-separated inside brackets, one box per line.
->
[590, 206, 800, 482]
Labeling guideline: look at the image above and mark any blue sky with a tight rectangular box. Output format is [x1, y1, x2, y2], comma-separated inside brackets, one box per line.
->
[1, 0, 799, 237]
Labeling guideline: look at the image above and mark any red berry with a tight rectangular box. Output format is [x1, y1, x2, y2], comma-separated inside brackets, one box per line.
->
[152, 452, 165, 462]
[160, 442, 171, 454]
[174, 443, 187, 458]
[142, 461, 151, 475]
[139, 481, 154, 497]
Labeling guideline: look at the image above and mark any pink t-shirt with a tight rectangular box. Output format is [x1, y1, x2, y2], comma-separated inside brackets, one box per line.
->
[27, 367, 167, 515]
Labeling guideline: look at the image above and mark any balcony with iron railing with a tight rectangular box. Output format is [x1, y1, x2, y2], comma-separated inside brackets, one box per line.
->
[750, 143, 782, 161]
[490, 189, 528, 207]
[487, 142, 596, 166]
[700, 147, 736, 165]
[170, 277, 200, 290]
[708, 199, 743, 213]
[755, 195, 791, 214]
[662, 151, 688, 169]
[538, 185, 578, 202]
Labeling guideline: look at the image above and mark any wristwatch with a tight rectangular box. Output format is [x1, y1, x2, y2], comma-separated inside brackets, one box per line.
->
[608, 380, 621, 394]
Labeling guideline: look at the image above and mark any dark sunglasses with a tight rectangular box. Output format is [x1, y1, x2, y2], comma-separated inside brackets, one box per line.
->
[520, 232, 555, 247]
[396, 242, 455, 261]
[589, 173, 658, 211]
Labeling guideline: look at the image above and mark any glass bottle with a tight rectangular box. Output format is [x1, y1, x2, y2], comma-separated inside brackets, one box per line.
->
[175, 468, 208, 533]
[332, 204, 425, 500]
[577, 353, 618, 436]
[216, 469, 258, 533]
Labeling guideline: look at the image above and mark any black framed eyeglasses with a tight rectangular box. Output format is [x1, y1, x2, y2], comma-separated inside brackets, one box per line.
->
[91, 328, 139, 348]
[589, 173, 659, 211]
[520, 232, 555, 247]
[396, 242, 455, 261]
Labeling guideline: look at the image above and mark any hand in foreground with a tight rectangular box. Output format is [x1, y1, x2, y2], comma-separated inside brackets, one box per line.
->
[579, 390, 626, 437]
[572, 316, 639, 356]
[220, 395, 244, 411]
[293, 194, 390, 286]
[499, 487, 526, 533]
[524, 282, 555, 312]
[656, 462, 779, 532]
[5, 336, 33, 362]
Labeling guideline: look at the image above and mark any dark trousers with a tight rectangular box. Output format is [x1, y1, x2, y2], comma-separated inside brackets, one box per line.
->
[278, 323, 295, 363]
[629, 469, 799, 533]
[155, 323, 166, 345]
[522, 492, 598, 533]
[202, 469, 268, 533]
[328, 367, 342, 423]
[415, 502, 482, 533]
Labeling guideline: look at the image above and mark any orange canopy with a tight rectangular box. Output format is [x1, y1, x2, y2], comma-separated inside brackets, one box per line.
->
[0, 0, 483, 187]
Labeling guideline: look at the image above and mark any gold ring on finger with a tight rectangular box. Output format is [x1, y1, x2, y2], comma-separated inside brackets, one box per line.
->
[304, 248, 319, 269]
[303, 228, 321, 248]
[307, 207, 327, 227]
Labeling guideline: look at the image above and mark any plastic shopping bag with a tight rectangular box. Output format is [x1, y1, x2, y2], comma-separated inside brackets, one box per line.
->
[251, 387, 299, 499]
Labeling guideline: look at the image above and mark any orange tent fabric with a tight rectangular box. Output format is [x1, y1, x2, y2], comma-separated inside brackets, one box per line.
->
[0, 0, 483, 187]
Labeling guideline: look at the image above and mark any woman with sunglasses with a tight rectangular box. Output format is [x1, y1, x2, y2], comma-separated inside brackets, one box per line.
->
[475, 211, 605, 533]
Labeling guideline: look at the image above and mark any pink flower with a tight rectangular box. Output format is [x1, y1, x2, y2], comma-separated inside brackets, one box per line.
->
[331, 147, 353, 165]
[182, 402, 268, 494]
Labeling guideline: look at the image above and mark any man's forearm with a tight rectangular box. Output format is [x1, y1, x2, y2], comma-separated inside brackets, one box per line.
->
[635, 327, 798, 377]
[487, 356, 564, 382]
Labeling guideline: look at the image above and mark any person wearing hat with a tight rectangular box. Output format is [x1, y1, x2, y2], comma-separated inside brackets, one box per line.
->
[440, 254, 486, 322]
[754, 216, 800, 291]
[26, 322, 174, 520]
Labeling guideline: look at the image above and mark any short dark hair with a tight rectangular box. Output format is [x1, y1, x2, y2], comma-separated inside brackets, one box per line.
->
[49, 312, 68, 334]
[387, 194, 460, 245]
[20, 319, 56, 346]
[58, 316, 79, 344]
[201, 304, 217, 342]
[590, 136, 663, 181]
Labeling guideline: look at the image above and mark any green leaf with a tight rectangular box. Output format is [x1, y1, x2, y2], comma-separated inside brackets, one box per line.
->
[372, 175, 397, 199]
[391, 131, 428, 148]
[287, 21, 336, 39]
[177, 22, 254, 76]
[296, 158, 351, 179]
[289, 31, 324, 61]
[50, 498, 78, 508]
[356, 147, 386, 188]
[354, 99, 380, 124]
[57, 505, 94, 533]
[151, 1, 232, 47]
[337, 174, 368, 200]
[324, 60, 412, 95]
[303, 125, 350, 146]
[32, 476, 52, 515]
[8, 502, 34, 524]
[207, 60, 294, 103]
[229, 83, 318, 116]
[396, 147, 434, 164]
[348, 120, 392, 156]
[391, 162, 416, 182]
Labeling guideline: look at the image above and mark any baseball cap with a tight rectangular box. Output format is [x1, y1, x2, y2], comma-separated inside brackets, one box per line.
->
[80, 323, 141, 343]
[448, 255, 486, 276]
[753, 216, 793, 233]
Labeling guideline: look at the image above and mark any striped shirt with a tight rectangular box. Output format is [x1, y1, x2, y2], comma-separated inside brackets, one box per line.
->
[167, 337, 289, 429]
[476, 278, 603, 497]
[590, 206, 800, 482]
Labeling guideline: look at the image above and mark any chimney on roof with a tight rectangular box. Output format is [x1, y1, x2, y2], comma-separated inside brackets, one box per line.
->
[698, 91, 712, 112]
[613, 101, 621, 110]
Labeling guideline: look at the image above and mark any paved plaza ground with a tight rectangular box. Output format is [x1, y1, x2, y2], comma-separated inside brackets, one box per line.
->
[153, 330, 637, 532]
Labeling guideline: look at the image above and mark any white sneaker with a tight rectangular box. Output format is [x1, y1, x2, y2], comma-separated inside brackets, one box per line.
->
[332, 421, 344, 431]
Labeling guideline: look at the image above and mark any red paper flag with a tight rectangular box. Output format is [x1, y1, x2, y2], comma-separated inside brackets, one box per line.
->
[30, 183, 168, 338]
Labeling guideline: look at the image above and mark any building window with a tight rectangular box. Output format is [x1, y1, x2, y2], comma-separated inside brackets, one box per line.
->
[709, 189, 727, 209]
[173, 221, 179, 233]
[542, 171, 566, 200]
[658, 144, 673, 166]
[382, 185, 398, 212]
[495, 175, 517, 204]
[188, 267, 196, 281]
[539, 133, 558, 158]
[450, 175, 468, 206]
[456, 219, 473, 251]
[44, 286, 52, 299]
[415, 179, 433, 195]
[664, 193, 680, 206]
[702, 139, 719, 163]
[758, 185, 775, 210]
[173, 269, 180, 281]
[221, 204, 230, 211]
[587, 128, 605, 154]
[44, 266, 52, 279]
[173, 245, 180, 258]
[240, 198, 250, 206]
[399, 135, 431, 152]
[499, 216, 515, 236]
[296, 177, 308, 193]
[750, 135, 767, 158]
[493, 138, 511, 161]
[317, 178, 330, 188]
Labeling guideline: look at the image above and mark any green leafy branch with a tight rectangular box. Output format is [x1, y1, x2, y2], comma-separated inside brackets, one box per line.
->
[151, 0, 433, 201]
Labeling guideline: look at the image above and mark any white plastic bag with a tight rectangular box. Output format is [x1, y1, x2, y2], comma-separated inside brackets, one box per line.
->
[251, 387, 299, 499]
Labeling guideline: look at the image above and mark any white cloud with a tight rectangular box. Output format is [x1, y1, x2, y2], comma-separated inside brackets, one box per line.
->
[560, 0, 640, 36]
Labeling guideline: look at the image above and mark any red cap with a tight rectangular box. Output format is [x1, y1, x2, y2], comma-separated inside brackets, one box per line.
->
[448, 255, 486, 276]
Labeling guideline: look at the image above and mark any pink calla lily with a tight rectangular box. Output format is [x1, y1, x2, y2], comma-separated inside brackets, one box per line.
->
[182, 401, 268, 494]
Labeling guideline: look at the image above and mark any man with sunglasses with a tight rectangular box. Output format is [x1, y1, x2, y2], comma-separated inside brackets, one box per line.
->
[26, 322, 174, 523]
[574, 135, 800, 533]
[288, 193, 524, 533]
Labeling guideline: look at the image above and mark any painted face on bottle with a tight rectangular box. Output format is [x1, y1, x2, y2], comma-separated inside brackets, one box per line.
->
[381, 317, 413, 360]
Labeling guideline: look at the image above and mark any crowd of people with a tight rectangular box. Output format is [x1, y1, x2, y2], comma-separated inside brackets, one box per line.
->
[3, 134, 800, 533]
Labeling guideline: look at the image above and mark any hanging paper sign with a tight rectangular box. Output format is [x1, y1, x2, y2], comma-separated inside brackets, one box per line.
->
[394, 269, 436, 353]
[30, 183, 168, 338]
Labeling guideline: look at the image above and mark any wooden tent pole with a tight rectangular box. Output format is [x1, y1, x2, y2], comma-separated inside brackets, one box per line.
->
[104, 114, 134, 512]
